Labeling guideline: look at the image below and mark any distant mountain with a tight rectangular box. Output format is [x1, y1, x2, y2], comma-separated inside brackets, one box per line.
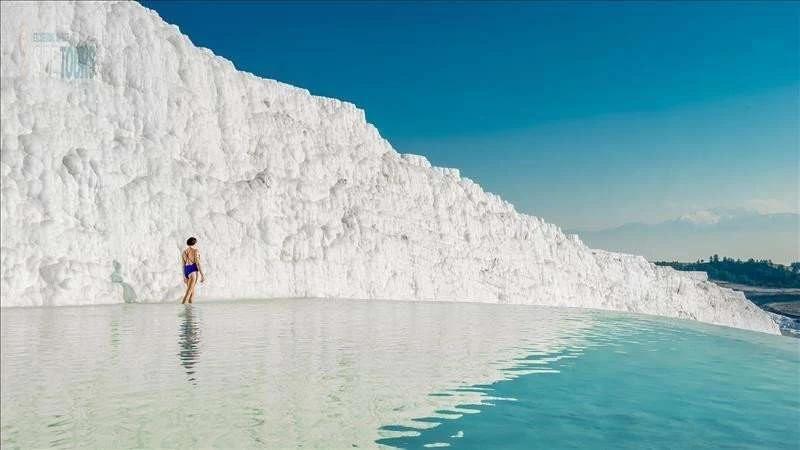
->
[569, 211, 799, 264]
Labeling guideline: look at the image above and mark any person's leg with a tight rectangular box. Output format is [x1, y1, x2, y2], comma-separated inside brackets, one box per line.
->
[181, 276, 191, 304]
[187, 273, 197, 304]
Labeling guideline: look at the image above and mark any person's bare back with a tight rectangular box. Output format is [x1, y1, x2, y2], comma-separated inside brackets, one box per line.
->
[182, 247, 198, 265]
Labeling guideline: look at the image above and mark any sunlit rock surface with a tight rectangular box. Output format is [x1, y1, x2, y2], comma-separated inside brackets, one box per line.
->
[0, 1, 779, 334]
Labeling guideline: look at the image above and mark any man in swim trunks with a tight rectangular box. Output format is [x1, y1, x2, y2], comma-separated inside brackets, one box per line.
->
[181, 237, 205, 304]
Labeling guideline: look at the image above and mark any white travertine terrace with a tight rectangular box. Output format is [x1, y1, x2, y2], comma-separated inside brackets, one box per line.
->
[0, 1, 779, 334]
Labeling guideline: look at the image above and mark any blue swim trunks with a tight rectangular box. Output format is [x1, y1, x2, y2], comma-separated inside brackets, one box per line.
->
[184, 263, 198, 279]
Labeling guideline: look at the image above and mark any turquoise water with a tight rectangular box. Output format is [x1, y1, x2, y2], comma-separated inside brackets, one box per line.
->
[2, 299, 798, 449]
[378, 316, 799, 449]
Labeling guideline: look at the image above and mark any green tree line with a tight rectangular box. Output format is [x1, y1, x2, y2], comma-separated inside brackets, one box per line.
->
[655, 256, 800, 288]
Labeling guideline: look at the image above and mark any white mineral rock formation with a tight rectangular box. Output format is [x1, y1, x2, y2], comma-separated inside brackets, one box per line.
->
[0, 1, 779, 334]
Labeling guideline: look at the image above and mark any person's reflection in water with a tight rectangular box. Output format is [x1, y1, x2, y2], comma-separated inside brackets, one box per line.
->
[178, 305, 201, 384]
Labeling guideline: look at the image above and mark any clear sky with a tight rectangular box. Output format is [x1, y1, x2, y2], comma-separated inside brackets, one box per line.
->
[141, 0, 798, 231]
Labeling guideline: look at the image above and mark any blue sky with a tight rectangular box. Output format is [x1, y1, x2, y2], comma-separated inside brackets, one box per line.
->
[141, 1, 798, 231]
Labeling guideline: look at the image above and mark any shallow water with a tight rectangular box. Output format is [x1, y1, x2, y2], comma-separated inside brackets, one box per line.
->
[1, 299, 798, 449]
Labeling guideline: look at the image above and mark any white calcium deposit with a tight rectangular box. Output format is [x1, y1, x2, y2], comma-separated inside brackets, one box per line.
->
[0, 1, 779, 334]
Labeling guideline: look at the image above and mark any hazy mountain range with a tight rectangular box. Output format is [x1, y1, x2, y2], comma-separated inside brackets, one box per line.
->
[569, 210, 798, 264]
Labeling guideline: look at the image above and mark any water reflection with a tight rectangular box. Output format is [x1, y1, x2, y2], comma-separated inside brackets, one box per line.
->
[178, 305, 201, 384]
[4, 300, 793, 449]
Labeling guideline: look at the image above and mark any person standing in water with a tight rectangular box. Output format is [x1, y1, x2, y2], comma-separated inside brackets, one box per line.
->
[181, 237, 205, 304]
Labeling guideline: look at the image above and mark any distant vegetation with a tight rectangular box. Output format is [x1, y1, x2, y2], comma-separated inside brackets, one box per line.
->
[655, 255, 800, 288]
